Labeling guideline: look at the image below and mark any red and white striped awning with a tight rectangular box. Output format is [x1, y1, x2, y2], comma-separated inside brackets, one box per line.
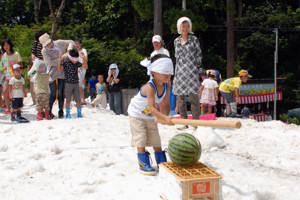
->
[220, 92, 282, 104]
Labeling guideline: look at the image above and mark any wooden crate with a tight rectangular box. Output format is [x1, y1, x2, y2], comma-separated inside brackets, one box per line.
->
[159, 162, 222, 200]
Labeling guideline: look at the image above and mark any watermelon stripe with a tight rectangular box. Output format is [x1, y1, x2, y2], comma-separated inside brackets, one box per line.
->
[168, 133, 201, 167]
[173, 134, 199, 147]
[170, 134, 199, 148]
[169, 140, 199, 152]
[168, 143, 198, 158]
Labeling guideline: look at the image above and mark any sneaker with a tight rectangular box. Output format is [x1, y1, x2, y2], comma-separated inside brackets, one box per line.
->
[177, 125, 188, 130]
[227, 113, 243, 118]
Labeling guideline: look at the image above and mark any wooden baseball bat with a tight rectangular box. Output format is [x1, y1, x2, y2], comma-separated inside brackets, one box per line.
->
[154, 118, 242, 129]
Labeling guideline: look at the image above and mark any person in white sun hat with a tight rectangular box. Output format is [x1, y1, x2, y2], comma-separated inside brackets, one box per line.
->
[172, 16, 202, 130]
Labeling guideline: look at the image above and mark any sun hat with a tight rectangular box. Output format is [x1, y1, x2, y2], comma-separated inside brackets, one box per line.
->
[12, 64, 21, 71]
[152, 35, 162, 43]
[177, 16, 193, 34]
[238, 70, 252, 78]
[39, 33, 52, 48]
[208, 69, 217, 77]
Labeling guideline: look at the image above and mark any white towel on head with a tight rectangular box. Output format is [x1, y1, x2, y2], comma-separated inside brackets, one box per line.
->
[141, 57, 173, 78]
[108, 63, 119, 78]
[177, 16, 193, 34]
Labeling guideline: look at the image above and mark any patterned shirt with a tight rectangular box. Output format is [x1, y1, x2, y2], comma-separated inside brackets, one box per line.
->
[173, 34, 202, 95]
[31, 40, 43, 60]
[61, 59, 82, 83]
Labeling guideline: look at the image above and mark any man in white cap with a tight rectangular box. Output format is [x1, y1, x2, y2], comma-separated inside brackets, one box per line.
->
[39, 33, 75, 119]
[150, 35, 170, 58]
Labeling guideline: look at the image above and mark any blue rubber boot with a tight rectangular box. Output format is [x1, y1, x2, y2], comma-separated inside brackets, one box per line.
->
[66, 107, 71, 119]
[155, 151, 167, 167]
[137, 152, 156, 176]
[77, 106, 82, 118]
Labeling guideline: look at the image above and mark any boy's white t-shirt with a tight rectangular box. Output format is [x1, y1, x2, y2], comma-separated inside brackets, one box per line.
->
[150, 48, 170, 58]
[9, 76, 25, 98]
[201, 79, 218, 89]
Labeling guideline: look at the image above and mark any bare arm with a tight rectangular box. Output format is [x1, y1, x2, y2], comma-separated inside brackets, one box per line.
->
[199, 85, 204, 97]
[215, 87, 218, 101]
[159, 84, 171, 115]
[80, 53, 88, 69]
[143, 84, 174, 125]
[9, 85, 13, 99]
[57, 54, 63, 72]
[234, 88, 239, 103]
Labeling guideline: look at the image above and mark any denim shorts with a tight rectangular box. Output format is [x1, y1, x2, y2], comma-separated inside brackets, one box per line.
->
[219, 91, 235, 104]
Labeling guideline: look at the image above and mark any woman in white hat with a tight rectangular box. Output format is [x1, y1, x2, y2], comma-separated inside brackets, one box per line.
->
[172, 17, 202, 130]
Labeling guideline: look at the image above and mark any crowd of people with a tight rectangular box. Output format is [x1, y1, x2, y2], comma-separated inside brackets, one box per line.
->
[126, 16, 253, 175]
[1, 17, 252, 175]
[0, 31, 122, 122]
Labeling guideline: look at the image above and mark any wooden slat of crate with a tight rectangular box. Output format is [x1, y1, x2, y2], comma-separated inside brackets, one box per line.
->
[160, 162, 222, 200]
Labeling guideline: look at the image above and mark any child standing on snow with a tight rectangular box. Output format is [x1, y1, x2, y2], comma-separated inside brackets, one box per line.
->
[57, 49, 88, 119]
[91, 74, 108, 109]
[8, 64, 27, 122]
[128, 54, 174, 176]
[28, 60, 52, 120]
[88, 69, 98, 102]
[199, 70, 219, 115]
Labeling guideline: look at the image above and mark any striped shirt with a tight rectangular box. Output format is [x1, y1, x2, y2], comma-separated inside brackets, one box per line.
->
[31, 40, 43, 60]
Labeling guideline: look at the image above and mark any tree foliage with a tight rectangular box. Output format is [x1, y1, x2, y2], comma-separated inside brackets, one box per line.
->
[0, 0, 299, 109]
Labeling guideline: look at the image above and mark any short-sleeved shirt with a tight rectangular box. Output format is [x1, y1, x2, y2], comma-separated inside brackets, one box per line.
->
[242, 107, 249, 117]
[2, 52, 22, 79]
[61, 59, 82, 83]
[219, 77, 242, 93]
[9, 76, 25, 98]
[150, 48, 170, 58]
[88, 78, 99, 90]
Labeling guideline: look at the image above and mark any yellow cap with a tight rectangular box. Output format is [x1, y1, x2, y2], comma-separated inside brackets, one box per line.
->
[238, 70, 252, 78]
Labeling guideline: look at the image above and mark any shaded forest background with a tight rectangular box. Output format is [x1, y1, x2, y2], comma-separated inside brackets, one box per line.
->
[0, 0, 299, 111]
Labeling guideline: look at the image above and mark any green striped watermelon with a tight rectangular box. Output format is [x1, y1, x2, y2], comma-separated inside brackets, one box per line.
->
[168, 133, 201, 167]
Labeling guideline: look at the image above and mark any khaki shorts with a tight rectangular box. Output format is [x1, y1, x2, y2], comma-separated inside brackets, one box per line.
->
[129, 116, 161, 147]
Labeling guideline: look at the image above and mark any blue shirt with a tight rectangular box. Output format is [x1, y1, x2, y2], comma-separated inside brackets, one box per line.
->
[88, 78, 99, 90]
[242, 107, 249, 117]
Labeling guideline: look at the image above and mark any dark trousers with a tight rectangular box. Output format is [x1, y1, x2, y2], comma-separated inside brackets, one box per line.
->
[178, 93, 200, 120]
[49, 79, 65, 114]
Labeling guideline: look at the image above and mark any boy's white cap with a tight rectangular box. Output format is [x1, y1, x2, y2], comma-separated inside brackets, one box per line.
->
[12, 64, 21, 71]
[152, 35, 162, 43]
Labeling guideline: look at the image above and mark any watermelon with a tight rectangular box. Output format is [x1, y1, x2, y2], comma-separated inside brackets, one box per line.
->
[168, 133, 202, 167]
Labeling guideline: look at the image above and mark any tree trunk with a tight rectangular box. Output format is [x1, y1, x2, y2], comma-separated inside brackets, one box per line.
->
[133, 10, 139, 38]
[47, 0, 66, 40]
[34, 0, 42, 25]
[226, 0, 235, 78]
[153, 0, 162, 36]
